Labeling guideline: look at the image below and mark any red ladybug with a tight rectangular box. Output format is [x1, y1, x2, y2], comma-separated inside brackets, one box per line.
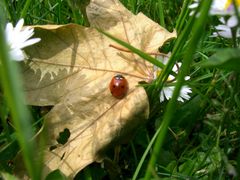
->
[109, 74, 129, 99]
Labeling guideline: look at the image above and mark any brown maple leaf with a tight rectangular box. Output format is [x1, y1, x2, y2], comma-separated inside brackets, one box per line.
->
[21, 0, 176, 177]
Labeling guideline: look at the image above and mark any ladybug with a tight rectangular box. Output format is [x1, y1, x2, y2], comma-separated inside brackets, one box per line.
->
[109, 74, 129, 99]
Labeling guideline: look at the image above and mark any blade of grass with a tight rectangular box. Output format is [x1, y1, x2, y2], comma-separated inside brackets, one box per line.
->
[129, 0, 137, 14]
[2, 0, 10, 23]
[153, 0, 203, 98]
[152, 6, 195, 97]
[20, 0, 32, 18]
[175, 0, 191, 32]
[0, 23, 41, 179]
[132, 125, 161, 180]
[232, 0, 240, 47]
[144, 0, 213, 179]
[157, 0, 165, 27]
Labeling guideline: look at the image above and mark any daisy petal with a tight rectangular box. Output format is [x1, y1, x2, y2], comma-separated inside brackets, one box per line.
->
[189, 3, 199, 9]
[15, 19, 24, 33]
[19, 38, 41, 49]
[9, 49, 25, 61]
[5, 19, 41, 61]
[227, 16, 238, 27]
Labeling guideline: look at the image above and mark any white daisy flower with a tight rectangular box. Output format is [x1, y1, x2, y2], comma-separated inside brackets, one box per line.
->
[156, 53, 192, 103]
[189, 0, 240, 38]
[210, 0, 240, 15]
[5, 19, 41, 61]
[211, 17, 240, 38]
[189, 0, 240, 16]
[160, 85, 192, 103]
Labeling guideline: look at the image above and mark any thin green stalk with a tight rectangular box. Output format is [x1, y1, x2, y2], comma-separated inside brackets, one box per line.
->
[130, 141, 138, 166]
[20, 0, 32, 18]
[130, 0, 136, 14]
[0, 26, 40, 179]
[68, 0, 90, 26]
[154, 10, 195, 95]
[72, 10, 83, 24]
[152, 0, 203, 100]
[175, 0, 191, 32]
[158, 0, 165, 27]
[144, 0, 213, 179]
[2, 0, 12, 22]
[232, 0, 240, 47]
[132, 126, 161, 180]
[80, 6, 90, 26]
[56, 0, 62, 24]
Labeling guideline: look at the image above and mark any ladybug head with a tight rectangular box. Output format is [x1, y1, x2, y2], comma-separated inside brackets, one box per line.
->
[114, 74, 124, 80]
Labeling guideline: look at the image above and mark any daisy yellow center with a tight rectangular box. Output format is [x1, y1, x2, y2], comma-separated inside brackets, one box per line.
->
[225, 0, 240, 9]
[155, 69, 161, 77]
[155, 70, 172, 81]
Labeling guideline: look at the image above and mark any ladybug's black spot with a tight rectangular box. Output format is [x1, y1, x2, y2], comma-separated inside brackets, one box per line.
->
[121, 85, 125, 88]
[113, 85, 116, 88]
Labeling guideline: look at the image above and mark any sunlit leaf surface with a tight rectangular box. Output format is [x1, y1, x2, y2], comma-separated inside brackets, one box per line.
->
[21, 0, 176, 177]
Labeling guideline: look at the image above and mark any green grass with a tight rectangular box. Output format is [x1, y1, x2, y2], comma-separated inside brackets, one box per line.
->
[1, 0, 240, 179]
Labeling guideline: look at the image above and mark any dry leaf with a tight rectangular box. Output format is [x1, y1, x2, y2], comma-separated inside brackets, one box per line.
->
[21, 0, 176, 178]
